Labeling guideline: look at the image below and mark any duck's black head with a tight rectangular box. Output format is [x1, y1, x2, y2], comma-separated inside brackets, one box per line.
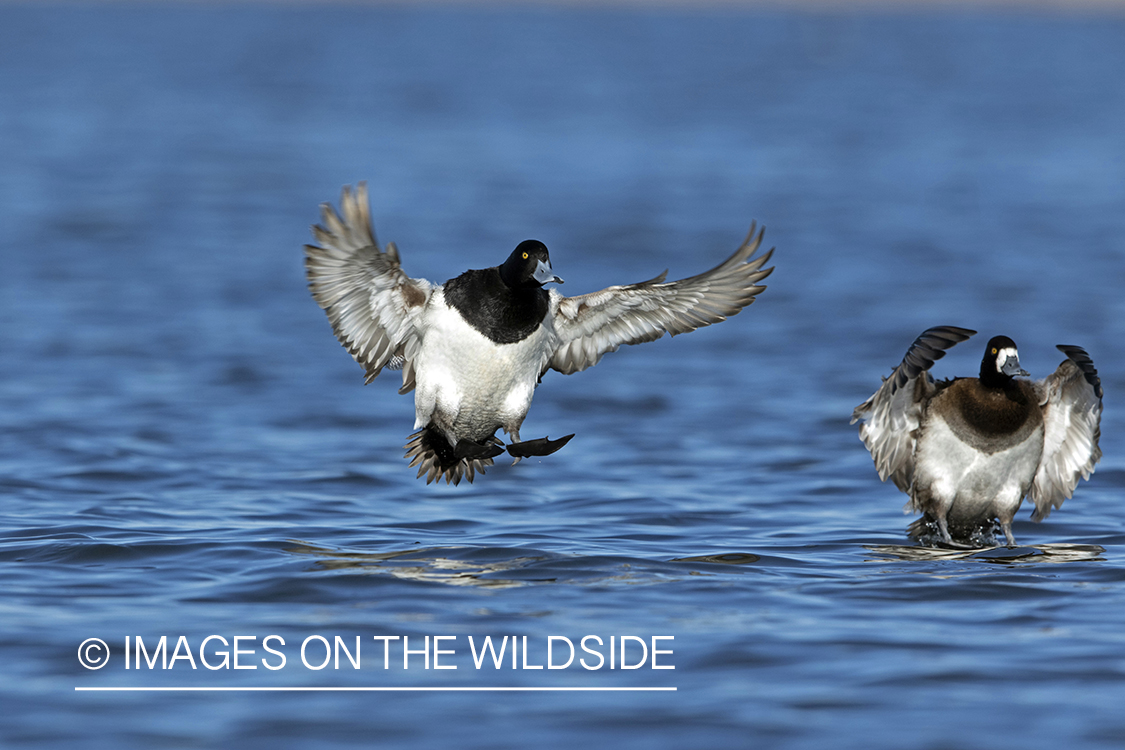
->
[980, 335, 1029, 388]
[499, 240, 563, 289]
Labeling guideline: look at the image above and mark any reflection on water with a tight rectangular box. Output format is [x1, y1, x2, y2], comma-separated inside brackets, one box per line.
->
[310, 538, 1109, 591]
[289, 542, 550, 588]
[865, 543, 1107, 565]
[671, 552, 761, 565]
[288, 542, 765, 588]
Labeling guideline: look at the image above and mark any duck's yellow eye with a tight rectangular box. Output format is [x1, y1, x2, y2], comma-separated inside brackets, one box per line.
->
[992, 348, 997, 354]
[522, 252, 528, 260]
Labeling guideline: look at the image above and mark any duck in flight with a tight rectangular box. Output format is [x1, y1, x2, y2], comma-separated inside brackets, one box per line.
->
[852, 326, 1102, 547]
[306, 183, 775, 484]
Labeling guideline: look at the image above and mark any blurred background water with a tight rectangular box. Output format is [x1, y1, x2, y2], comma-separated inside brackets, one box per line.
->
[1, 2, 1124, 748]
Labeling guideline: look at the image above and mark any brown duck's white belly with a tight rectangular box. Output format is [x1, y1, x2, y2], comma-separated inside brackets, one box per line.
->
[912, 411, 1045, 527]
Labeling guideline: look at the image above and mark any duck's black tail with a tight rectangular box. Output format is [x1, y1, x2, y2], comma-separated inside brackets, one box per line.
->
[404, 426, 503, 486]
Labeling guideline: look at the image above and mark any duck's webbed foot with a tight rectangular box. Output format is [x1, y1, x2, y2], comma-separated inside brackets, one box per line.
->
[453, 439, 506, 461]
[507, 434, 575, 459]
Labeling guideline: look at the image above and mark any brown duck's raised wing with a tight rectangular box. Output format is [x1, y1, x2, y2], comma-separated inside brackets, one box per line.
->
[546, 224, 774, 376]
[1029, 345, 1103, 520]
[305, 183, 432, 394]
[851, 326, 977, 492]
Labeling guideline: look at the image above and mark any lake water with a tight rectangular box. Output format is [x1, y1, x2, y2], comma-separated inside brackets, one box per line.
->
[2, 3, 1124, 748]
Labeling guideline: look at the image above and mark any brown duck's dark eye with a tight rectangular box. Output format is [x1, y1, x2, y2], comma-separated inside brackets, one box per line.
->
[992, 348, 997, 354]
[522, 252, 528, 260]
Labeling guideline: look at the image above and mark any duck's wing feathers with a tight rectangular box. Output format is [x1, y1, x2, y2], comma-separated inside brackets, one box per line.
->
[546, 224, 774, 375]
[305, 183, 432, 393]
[850, 326, 977, 492]
[1029, 345, 1103, 520]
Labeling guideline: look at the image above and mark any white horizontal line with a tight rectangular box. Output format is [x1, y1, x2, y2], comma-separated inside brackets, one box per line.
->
[75, 686, 676, 692]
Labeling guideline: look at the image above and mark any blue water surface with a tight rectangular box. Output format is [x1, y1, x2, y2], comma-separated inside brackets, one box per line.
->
[1, 3, 1124, 748]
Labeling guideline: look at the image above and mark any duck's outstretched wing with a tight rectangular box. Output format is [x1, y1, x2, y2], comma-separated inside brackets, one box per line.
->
[851, 326, 977, 492]
[546, 224, 774, 375]
[305, 183, 432, 394]
[1029, 345, 1103, 520]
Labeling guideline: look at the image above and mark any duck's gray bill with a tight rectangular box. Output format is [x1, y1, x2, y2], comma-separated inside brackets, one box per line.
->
[533, 259, 563, 285]
[1001, 355, 1029, 378]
